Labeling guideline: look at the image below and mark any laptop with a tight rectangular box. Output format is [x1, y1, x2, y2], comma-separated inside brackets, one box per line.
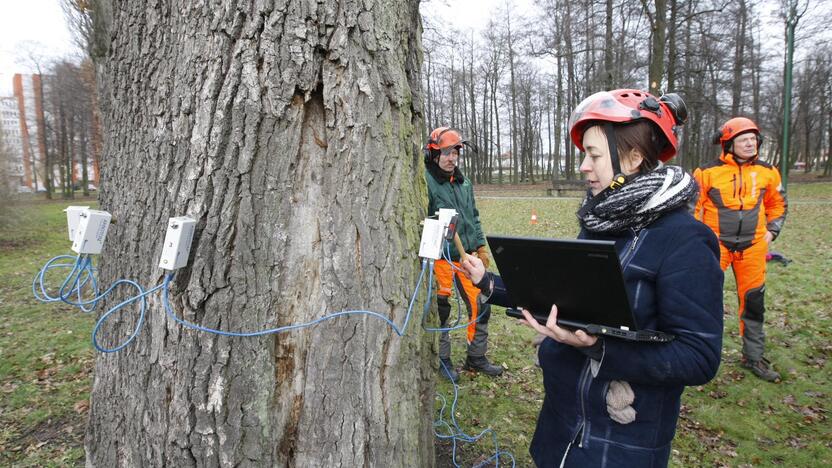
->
[487, 235, 674, 343]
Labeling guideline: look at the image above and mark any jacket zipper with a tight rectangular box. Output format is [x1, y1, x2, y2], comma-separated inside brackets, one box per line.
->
[621, 229, 641, 270]
[449, 178, 467, 258]
[737, 164, 745, 205]
[578, 359, 591, 448]
[735, 164, 745, 246]
[561, 360, 592, 466]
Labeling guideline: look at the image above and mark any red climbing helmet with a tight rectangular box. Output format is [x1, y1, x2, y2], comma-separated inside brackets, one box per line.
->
[568, 89, 687, 162]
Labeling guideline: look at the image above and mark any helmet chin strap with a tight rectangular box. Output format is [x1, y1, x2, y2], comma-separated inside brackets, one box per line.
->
[605, 123, 628, 190]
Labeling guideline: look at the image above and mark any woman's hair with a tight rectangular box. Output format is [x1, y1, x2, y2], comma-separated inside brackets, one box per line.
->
[612, 120, 669, 173]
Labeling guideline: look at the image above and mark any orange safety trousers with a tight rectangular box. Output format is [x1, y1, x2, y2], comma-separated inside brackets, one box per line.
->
[434, 259, 481, 343]
[720, 240, 767, 337]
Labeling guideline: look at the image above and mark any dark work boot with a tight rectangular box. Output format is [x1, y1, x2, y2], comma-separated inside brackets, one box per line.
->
[464, 355, 503, 376]
[741, 356, 781, 382]
[439, 358, 459, 383]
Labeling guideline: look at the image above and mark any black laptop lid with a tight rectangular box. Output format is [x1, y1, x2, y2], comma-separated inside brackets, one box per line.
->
[487, 235, 636, 330]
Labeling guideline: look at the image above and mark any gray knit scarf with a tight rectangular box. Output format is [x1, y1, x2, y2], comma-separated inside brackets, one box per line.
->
[578, 165, 697, 234]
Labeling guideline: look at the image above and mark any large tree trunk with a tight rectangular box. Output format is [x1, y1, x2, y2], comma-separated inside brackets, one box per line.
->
[87, 1, 434, 466]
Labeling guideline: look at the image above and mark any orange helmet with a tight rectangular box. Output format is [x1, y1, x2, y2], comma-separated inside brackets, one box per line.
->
[712, 117, 762, 155]
[568, 89, 687, 162]
[424, 127, 466, 163]
[715, 117, 760, 144]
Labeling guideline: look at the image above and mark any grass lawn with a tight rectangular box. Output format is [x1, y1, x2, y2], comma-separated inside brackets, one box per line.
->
[0, 200, 96, 467]
[1, 184, 830, 467]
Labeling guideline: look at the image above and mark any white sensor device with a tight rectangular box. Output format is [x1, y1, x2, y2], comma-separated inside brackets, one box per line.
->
[64, 206, 90, 242]
[71, 210, 112, 254]
[418, 218, 445, 260]
[437, 208, 457, 230]
[158, 216, 196, 270]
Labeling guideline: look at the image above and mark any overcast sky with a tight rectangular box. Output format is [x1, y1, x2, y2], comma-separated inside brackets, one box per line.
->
[0, 0, 80, 95]
[0, 0, 820, 98]
[421, 0, 539, 31]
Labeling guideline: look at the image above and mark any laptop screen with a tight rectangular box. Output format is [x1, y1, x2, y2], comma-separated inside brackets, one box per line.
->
[487, 235, 637, 330]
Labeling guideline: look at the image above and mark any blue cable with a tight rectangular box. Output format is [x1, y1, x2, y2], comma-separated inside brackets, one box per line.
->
[37, 256, 433, 350]
[34, 250, 514, 463]
[57, 256, 100, 312]
[162, 259, 431, 338]
[33, 254, 168, 352]
[435, 359, 516, 468]
[58, 256, 93, 301]
[33, 254, 98, 310]
[89, 280, 167, 353]
[431, 243, 515, 467]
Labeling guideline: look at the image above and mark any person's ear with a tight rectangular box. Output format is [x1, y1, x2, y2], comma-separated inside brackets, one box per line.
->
[624, 150, 644, 174]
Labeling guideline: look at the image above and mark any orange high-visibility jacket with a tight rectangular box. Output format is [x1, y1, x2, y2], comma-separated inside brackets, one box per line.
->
[693, 152, 787, 251]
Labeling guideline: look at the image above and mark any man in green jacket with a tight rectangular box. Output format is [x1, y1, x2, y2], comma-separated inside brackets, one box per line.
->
[425, 126, 503, 382]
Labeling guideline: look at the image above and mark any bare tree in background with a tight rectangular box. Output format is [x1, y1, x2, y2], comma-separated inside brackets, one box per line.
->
[0, 119, 14, 209]
[62, 0, 94, 55]
[17, 42, 55, 199]
[418, 0, 830, 184]
[643, 0, 668, 95]
[46, 60, 96, 198]
[63, 0, 103, 192]
[730, 0, 749, 116]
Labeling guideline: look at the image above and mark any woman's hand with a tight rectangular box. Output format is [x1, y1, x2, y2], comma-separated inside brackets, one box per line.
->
[459, 255, 486, 284]
[520, 305, 598, 348]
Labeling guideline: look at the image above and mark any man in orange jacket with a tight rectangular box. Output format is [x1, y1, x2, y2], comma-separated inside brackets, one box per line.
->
[693, 117, 787, 382]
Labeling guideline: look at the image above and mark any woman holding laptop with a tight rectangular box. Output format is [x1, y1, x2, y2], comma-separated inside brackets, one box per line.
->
[460, 89, 723, 467]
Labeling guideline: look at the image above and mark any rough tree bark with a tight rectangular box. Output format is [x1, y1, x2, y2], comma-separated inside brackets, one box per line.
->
[87, 0, 434, 466]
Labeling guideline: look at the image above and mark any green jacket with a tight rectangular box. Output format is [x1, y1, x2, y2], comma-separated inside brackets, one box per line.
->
[425, 163, 486, 261]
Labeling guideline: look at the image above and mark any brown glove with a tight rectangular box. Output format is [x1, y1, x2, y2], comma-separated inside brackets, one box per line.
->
[475, 246, 490, 269]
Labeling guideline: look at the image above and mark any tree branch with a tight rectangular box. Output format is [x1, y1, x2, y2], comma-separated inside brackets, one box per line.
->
[640, 0, 655, 28]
